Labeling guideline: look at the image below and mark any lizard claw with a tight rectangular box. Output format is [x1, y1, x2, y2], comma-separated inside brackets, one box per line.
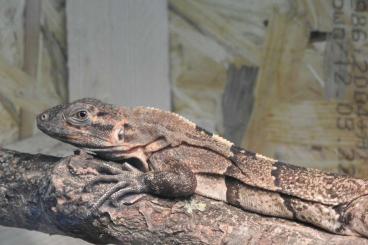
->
[95, 162, 126, 175]
[110, 187, 139, 207]
[119, 194, 145, 205]
[121, 162, 143, 174]
[83, 175, 122, 192]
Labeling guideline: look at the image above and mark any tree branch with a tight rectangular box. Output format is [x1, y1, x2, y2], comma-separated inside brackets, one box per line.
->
[0, 148, 366, 244]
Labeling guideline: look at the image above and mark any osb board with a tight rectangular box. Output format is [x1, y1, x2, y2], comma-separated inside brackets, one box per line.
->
[243, 1, 368, 177]
[0, 0, 67, 144]
[0, 57, 61, 143]
[169, 0, 280, 130]
[169, 0, 368, 177]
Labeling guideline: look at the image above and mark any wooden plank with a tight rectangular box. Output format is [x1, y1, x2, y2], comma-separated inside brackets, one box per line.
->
[67, 0, 170, 109]
[0, 0, 66, 142]
[241, 3, 368, 178]
[23, 0, 41, 78]
[222, 65, 258, 145]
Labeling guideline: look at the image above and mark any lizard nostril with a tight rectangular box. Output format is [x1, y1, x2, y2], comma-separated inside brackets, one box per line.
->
[40, 113, 49, 121]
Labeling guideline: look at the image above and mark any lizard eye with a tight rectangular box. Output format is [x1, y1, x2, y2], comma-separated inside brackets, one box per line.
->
[75, 111, 88, 121]
[77, 110, 88, 120]
[66, 107, 92, 126]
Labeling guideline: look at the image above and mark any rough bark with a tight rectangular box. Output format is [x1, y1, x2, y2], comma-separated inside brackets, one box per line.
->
[0, 148, 367, 244]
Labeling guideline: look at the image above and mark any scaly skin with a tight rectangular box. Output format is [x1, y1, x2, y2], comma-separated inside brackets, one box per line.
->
[37, 98, 368, 237]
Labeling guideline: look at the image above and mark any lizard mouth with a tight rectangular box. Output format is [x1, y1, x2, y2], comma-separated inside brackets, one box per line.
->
[81, 145, 123, 151]
[81, 144, 144, 153]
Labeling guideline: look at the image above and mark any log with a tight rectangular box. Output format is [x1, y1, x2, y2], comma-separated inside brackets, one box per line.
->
[0, 148, 366, 244]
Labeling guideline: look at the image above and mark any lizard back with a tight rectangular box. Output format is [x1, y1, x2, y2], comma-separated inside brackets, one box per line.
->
[132, 107, 368, 206]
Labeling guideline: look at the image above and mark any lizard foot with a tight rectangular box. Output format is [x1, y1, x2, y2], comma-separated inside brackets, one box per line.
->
[83, 164, 147, 211]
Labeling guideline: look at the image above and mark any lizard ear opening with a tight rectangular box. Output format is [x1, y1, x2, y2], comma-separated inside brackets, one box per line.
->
[117, 128, 124, 142]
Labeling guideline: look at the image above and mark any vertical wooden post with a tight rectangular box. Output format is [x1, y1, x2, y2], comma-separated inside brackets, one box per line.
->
[67, 0, 170, 109]
[21, 0, 41, 139]
[23, 0, 41, 78]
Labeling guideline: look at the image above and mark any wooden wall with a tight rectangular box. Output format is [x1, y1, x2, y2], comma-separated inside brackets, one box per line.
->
[0, 0, 67, 144]
[169, 0, 368, 177]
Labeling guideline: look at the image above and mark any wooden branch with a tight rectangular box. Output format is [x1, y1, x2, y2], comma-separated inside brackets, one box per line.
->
[0, 148, 367, 244]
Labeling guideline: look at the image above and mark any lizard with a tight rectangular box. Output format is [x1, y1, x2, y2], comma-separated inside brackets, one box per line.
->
[36, 98, 368, 238]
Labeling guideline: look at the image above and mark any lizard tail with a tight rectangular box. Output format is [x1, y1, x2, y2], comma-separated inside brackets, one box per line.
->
[193, 173, 364, 236]
[224, 177, 361, 237]
[225, 177, 294, 219]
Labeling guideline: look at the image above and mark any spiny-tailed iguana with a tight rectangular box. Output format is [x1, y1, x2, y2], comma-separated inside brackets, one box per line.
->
[37, 98, 368, 237]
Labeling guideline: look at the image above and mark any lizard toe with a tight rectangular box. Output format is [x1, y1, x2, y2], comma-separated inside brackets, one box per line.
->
[83, 171, 141, 192]
[83, 175, 122, 192]
[110, 187, 137, 207]
[110, 183, 146, 207]
[121, 162, 144, 174]
[96, 162, 125, 175]
[90, 181, 129, 211]
[88, 173, 147, 211]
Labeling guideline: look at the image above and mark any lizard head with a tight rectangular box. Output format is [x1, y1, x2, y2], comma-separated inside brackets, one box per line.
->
[37, 98, 124, 150]
[38, 98, 171, 164]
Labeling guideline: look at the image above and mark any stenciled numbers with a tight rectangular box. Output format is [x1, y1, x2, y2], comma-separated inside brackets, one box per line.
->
[333, 0, 368, 165]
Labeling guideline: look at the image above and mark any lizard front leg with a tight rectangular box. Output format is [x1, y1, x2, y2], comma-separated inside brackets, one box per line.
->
[84, 160, 196, 211]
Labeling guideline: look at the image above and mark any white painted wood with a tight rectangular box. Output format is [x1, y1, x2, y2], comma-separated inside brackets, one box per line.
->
[67, 0, 170, 110]
[0, 226, 91, 245]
